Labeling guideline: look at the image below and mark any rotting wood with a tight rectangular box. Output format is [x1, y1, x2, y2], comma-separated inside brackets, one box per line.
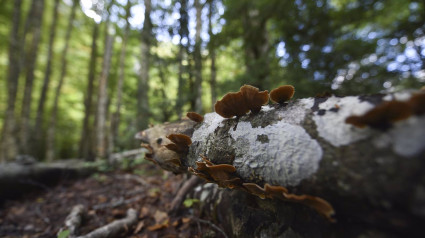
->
[136, 90, 425, 237]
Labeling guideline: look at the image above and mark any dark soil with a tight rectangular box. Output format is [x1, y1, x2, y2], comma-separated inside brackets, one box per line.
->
[0, 162, 225, 238]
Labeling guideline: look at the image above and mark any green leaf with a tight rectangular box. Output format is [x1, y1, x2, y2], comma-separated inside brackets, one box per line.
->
[183, 198, 200, 208]
[57, 229, 70, 238]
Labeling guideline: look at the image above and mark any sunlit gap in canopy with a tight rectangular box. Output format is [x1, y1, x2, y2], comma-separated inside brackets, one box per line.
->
[80, 0, 145, 28]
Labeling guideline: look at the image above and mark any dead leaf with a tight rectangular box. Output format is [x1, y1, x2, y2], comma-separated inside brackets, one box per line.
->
[147, 223, 168, 231]
[139, 206, 150, 218]
[182, 217, 191, 223]
[153, 210, 168, 223]
[134, 221, 145, 234]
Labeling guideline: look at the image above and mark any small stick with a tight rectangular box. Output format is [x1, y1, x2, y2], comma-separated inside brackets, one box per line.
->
[188, 216, 228, 238]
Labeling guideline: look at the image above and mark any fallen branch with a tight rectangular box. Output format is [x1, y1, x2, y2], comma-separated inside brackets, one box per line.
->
[170, 176, 203, 212]
[76, 208, 138, 238]
[58, 204, 85, 238]
[92, 195, 144, 210]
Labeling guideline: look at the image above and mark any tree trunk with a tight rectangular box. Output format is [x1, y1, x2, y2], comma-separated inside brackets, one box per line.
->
[19, 0, 44, 155]
[33, 0, 60, 160]
[95, 33, 114, 159]
[46, 0, 78, 162]
[137, 92, 425, 237]
[0, 0, 23, 162]
[193, 0, 203, 113]
[242, 6, 270, 90]
[94, 0, 115, 160]
[176, 0, 189, 118]
[110, 0, 132, 156]
[137, 0, 152, 130]
[79, 22, 99, 160]
[208, 0, 217, 110]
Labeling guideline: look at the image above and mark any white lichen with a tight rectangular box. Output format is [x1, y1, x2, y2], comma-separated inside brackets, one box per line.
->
[312, 96, 375, 147]
[229, 120, 323, 187]
[191, 112, 224, 143]
[276, 98, 314, 125]
[374, 116, 425, 157]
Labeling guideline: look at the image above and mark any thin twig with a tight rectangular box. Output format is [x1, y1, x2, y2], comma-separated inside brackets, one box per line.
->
[188, 216, 228, 238]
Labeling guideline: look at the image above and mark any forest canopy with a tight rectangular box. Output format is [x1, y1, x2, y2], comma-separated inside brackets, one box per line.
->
[0, 0, 424, 161]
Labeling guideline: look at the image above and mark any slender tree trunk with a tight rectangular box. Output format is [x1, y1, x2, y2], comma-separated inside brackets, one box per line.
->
[19, 0, 45, 155]
[176, 0, 188, 118]
[33, 0, 60, 159]
[0, 0, 23, 162]
[46, 0, 78, 161]
[157, 57, 171, 121]
[242, 7, 270, 90]
[79, 22, 99, 160]
[137, 0, 153, 130]
[193, 0, 203, 113]
[208, 0, 217, 110]
[95, 33, 115, 159]
[93, 0, 115, 160]
[110, 0, 132, 155]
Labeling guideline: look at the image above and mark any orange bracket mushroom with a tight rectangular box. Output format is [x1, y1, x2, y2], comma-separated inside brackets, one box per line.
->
[187, 112, 204, 123]
[189, 156, 242, 189]
[165, 133, 192, 154]
[269, 85, 295, 104]
[345, 100, 412, 130]
[214, 85, 269, 118]
[243, 183, 335, 222]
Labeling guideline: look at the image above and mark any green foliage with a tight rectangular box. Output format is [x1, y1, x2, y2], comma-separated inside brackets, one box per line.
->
[0, 0, 424, 160]
[183, 198, 200, 208]
[57, 229, 70, 238]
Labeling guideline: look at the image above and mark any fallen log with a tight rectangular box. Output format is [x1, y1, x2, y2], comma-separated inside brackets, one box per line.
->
[136, 90, 425, 237]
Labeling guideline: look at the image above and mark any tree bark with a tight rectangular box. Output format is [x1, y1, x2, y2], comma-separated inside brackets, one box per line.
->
[176, 0, 189, 118]
[95, 33, 114, 159]
[193, 0, 203, 113]
[137, 0, 153, 130]
[110, 0, 132, 155]
[94, 0, 115, 160]
[208, 0, 217, 110]
[0, 0, 23, 162]
[46, 0, 78, 161]
[33, 0, 60, 160]
[79, 22, 99, 160]
[19, 0, 45, 155]
[137, 91, 425, 237]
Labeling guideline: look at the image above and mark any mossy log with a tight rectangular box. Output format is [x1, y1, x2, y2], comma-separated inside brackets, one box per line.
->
[136, 91, 425, 237]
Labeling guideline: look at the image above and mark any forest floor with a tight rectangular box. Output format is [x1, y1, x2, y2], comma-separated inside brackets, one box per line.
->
[0, 162, 224, 238]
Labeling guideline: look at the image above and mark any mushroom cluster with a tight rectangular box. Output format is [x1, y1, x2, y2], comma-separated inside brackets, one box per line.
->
[214, 84, 295, 118]
[163, 133, 192, 166]
[345, 91, 425, 130]
[188, 156, 242, 189]
[243, 183, 335, 222]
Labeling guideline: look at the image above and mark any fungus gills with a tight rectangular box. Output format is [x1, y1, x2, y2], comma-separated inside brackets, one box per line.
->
[187, 112, 204, 123]
[214, 84, 269, 118]
[345, 91, 425, 130]
[269, 85, 295, 104]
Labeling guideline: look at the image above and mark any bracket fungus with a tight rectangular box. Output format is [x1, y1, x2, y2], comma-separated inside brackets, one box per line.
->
[165, 133, 192, 154]
[243, 183, 335, 222]
[214, 85, 269, 118]
[269, 85, 295, 104]
[189, 157, 242, 189]
[187, 112, 204, 123]
[345, 100, 412, 130]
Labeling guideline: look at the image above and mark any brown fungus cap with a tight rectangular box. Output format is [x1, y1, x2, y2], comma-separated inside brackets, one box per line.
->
[240, 85, 269, 114]
[345, 100, 412, 130]
[270, 85, 295, 104]
[186, 112, 204, 123]
[408, 92, 425, 115]
[165, 133, 192, 154]
[189, 157, 240, 188]
[243, 183, 335, 222]
[214, 91, 250, 118]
